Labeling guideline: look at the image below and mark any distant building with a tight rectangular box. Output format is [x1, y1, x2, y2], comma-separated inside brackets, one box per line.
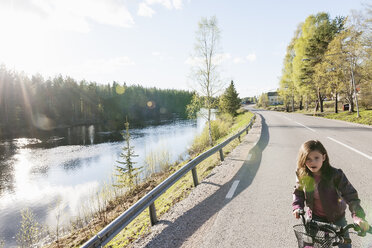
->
[267, 91, 282, 105]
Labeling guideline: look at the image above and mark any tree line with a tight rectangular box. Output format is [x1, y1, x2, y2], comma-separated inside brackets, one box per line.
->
[278, 7, 371, 114]
[0, 65, 193, 138]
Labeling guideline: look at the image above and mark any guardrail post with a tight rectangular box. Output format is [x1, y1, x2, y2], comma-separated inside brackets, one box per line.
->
[149, 203, 157, 226]
[191, 167, 199, 186]
[219, 149, 224, 161]
[246, 127, 249, 134]
[238, 135, 241, 142]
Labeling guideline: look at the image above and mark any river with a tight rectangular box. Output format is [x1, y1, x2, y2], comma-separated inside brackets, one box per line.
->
[0, 115, 208, 247]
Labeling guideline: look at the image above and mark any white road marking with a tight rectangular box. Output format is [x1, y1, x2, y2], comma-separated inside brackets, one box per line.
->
[327, 137, 372, 160]
[293, 121, 316, 132]
[282, 116, 316, 132]
[226, 180, 240, 199]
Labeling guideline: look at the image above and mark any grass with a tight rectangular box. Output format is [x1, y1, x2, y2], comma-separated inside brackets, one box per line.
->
[262, 101, 372, 126]
[42, 110, 255, 248]
[322, 109, 372, 126]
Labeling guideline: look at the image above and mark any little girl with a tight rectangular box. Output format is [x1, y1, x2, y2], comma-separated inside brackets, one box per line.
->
[292, 140, 369, 247]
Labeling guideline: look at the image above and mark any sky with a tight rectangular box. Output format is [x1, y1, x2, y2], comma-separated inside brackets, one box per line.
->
[0, 0, 369, 98]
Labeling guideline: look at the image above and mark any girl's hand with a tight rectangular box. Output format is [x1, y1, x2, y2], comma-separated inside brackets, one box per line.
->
[358, 220, 370, 232]
[293, 209, 300, 219]
[354, 217, 369, 232]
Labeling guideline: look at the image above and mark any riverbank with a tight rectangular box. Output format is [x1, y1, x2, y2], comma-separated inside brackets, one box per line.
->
[0, 116, 200, 247]
[42, 110, 255, 248]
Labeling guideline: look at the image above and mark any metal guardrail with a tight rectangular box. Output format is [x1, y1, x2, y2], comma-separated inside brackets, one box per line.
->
[81, 115, 256, 247]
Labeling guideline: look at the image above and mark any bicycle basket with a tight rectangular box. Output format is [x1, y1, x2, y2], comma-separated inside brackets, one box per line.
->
[293, 223, 337, 248]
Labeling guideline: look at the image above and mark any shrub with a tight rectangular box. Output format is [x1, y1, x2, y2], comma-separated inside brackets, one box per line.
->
[16, 208, 41, 248]
[189, 118, 231, 155]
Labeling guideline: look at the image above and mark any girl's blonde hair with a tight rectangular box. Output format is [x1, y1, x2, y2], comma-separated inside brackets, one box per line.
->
[297, 140, 331, 181]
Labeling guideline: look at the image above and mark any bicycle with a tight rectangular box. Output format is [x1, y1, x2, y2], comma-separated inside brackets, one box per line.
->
[293, 209, 372, 248]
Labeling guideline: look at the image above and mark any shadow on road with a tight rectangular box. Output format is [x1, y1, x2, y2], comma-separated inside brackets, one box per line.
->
[234, 115, 269, 195]
[142, 114, 269, 248]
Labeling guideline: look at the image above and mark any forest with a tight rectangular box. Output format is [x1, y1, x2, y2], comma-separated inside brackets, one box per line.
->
[0, 66, 194, 138]
[277, 8, 371, 113]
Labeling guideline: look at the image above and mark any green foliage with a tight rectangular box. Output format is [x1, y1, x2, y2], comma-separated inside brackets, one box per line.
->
[115, 120, 141, 188]
[219, 81, 241, 116]
[241, 96, 256, 104]
[16, 208, 41, 248]
[186, 93, 203, 119]
[279, 7, 371, 114]
[189, 117, 231, 155]
[360, 78, 372, 109]
[0, 66, 193, 138]
[257, 93, 269, 108]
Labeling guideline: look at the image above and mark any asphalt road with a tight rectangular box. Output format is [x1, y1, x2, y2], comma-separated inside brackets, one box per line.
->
[197, 108, 372, 248]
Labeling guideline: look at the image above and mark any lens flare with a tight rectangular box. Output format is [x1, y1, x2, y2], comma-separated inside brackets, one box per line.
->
[147, 101, 156, 109]
[32, 113, 54, 131]
[116, 85, 125, 95]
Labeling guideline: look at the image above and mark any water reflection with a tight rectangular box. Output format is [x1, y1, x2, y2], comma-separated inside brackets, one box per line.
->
[0, 117, 207, 247]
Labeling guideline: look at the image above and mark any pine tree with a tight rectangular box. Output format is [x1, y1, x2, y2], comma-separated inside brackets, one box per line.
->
[219, 81, 241, 116]
[115, 118, 141, 188]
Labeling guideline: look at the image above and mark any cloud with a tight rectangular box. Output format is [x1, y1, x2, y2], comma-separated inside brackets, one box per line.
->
[233, 57, 245, 64]
[146, 0, 173, 9]
[172, 0, 183, 9]
[138, 3, 156, 17]
[246, 53, 257, 62]
[0, 0, 135, 33]
[139, 0, 184, 13]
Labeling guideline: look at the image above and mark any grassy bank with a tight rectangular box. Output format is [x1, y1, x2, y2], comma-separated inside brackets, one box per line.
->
[321, 109, 372, 126]
[262, 102, 372, 126]
[43, 110, 255, 248]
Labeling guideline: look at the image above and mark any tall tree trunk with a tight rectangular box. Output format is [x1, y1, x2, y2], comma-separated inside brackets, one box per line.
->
[315, 100, 319, 113]
[317, 88, 323, 113]
[334, 92, 338, 114]
[299, 96, 303, 110]
[291, 95, 295, 112]
[348, 93, 354, 112]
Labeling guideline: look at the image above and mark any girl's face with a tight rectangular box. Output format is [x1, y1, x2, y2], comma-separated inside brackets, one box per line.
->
[305, 150, 326, 175]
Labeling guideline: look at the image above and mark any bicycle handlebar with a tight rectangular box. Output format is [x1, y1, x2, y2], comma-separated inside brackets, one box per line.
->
[296, 208, 372, 237]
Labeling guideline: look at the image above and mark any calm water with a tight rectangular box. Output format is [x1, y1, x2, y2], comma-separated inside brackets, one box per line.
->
[0, 116, 208, 246]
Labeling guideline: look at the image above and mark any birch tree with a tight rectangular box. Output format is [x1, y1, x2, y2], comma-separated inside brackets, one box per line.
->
[190, 16, 224, 146]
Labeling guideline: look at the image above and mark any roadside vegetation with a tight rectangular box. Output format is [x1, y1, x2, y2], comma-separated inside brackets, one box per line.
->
[256, 6, 371, 126]
[259, 101, 372, 126]
[262, 6, 371, 121]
